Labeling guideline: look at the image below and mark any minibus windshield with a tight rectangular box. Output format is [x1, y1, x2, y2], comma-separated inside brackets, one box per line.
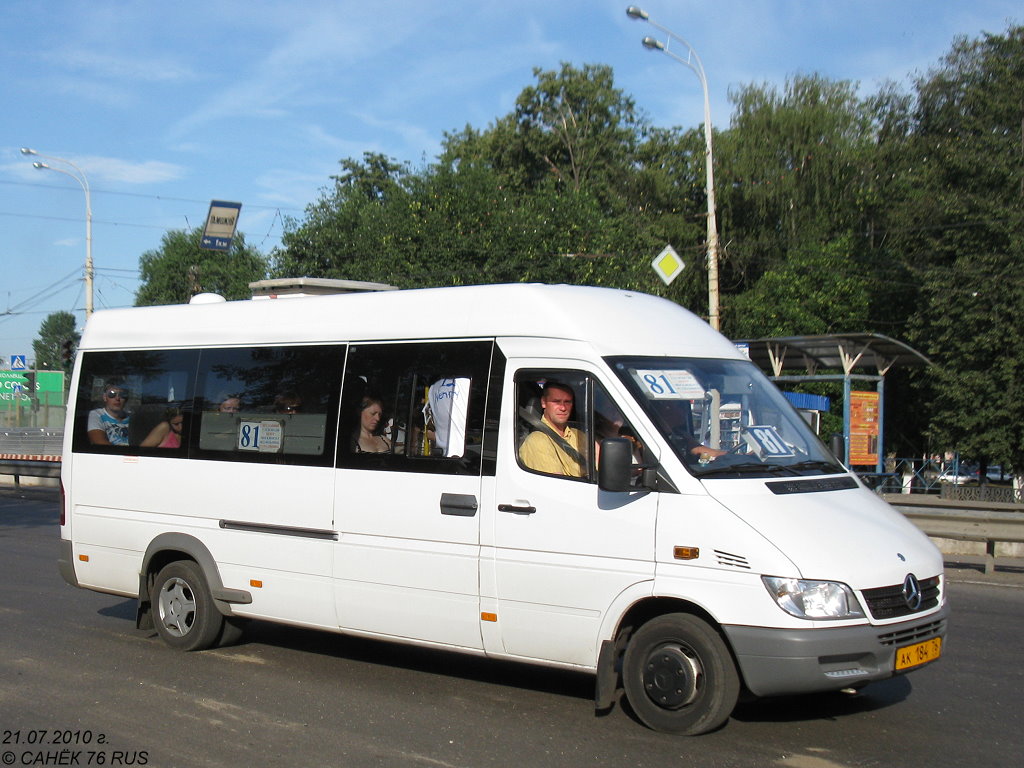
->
[608, 357, 844, 479]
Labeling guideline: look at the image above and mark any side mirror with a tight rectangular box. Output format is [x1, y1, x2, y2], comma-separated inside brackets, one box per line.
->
[598, 438, 634, 492]
[830, 433, 845, 462]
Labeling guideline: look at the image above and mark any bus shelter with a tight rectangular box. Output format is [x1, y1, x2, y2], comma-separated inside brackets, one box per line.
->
[734, 333, 931, 473]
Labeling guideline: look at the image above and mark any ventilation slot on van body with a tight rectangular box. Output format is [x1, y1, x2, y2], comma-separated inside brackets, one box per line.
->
[715, 550, 751, 569]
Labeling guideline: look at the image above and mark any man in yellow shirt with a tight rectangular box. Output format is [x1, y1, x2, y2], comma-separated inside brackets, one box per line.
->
[519, 382, 586, 477]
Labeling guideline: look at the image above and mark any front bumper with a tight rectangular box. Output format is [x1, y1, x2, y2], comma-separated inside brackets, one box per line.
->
[723, 603, 949, 697]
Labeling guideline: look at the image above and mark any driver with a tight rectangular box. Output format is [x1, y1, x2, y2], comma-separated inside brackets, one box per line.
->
[652, 399, 726, 464]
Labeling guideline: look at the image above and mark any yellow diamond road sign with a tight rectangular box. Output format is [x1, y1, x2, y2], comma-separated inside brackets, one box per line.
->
[652, 244, 684, 286]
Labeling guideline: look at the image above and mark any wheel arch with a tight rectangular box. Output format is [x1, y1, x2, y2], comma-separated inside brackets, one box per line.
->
[135, 533, 251, 630]
[595, 595, 743, 711]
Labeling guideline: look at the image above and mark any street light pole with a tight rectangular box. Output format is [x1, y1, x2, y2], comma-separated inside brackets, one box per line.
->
[626, 7, 721, 331]
[20, 148, 94, 317]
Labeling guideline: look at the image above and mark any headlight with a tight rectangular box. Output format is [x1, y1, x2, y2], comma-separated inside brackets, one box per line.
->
[762, 576, 865, 620]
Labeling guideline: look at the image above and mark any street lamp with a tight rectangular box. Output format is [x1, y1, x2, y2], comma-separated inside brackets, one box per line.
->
[20, 147, 94, 317]
[626, 6, 721, 331]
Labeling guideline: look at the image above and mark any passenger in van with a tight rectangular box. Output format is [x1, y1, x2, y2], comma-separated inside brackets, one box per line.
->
[274, 392, 302, 414]
[140, 408, 183, 449]
[354, 396, 392, 453]
[519, 381, 585, 477]
[218, 395, 241, 413]
[87, 384, 131, 446]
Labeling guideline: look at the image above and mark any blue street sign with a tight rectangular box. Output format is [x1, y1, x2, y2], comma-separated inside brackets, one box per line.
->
[200, 200, 242, 252]
[10, 355, 27, 371]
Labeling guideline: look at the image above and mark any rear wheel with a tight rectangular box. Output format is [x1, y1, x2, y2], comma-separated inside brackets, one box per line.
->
[622, 613, 739, 735]
[151, 561, 225, 651]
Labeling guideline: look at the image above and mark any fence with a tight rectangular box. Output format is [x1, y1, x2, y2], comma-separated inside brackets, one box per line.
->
[0, 427, 65, 456]
[0, 427, 63, 487]
[0, 403, 67, 430]
[858, 457, 1021, 503]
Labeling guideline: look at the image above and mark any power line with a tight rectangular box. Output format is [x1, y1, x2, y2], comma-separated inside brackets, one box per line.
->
[0, 208, 283, 241]
[0, 268, 83, 325]
[0, 178, 303, 213]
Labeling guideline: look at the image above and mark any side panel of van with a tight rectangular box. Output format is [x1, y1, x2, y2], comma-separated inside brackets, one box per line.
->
[66, 345, 343, 629]
[486, 347, 659, 667]
[331, 340, 500, 650]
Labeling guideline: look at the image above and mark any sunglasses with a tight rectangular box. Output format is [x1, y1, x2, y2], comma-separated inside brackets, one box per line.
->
[105, 390, 128, 399]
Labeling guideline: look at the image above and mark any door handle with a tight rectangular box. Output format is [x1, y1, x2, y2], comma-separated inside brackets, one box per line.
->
[498, 503, 536, 515]
[440, 493, 478, 516]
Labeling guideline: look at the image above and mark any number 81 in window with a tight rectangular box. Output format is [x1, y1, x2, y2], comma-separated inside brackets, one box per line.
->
[238, 421, 284, 453]
[634, 369, 706, 400]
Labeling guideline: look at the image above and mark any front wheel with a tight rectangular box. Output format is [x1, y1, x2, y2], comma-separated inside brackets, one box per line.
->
[622, 613, 739, 735]
[151, 561, 225, 651]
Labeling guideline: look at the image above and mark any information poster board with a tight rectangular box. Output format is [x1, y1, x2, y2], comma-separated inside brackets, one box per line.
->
[849, 390, 880, 466]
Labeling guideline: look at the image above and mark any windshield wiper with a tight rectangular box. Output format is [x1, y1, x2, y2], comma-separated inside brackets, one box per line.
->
[697, 462, 802, 478]
[784, 460, 845, 474]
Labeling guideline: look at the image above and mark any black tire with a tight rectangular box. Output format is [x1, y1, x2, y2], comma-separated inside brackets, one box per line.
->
[151, 560, 225, 651]
[622, 613, 740, 735]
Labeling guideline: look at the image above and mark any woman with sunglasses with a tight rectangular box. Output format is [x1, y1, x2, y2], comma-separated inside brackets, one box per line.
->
[87, 384, 132, 445]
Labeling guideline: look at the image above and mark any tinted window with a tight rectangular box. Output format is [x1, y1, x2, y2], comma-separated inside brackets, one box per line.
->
[515, 370, 646, 483]
[336, 341, 499, 475]
[72, 350, 199, 455]
[193, 345, 344, 466]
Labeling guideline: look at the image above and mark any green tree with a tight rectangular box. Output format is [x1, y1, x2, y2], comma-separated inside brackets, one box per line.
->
[32, 310, 80, 373]
[136, 229, 268, 306]
[493, 63, 643, 202]
[716, 74, 911, 337]
[896, 25, 1024, 473]
[275, 67, 659, 292]
[273, 152, 413, 282]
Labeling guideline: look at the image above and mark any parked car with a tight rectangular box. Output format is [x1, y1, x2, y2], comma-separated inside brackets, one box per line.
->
[939, 465, 978, 484]
[985, 465, 1012, 483]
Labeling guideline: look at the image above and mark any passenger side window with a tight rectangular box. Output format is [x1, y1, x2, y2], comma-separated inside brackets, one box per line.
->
[72, 350, 199, 455]
[515, 371, 645, 482]
[336, 341, 498, 475]
[193, 345, 343, 466]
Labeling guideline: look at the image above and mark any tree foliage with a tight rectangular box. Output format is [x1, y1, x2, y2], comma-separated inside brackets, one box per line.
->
[135, 229, 268, 306]
[276, 66, 660, 293]
[267, 28, 1024, 463]
[894, 27, 1024, 470]
[32, 310, 79, 372]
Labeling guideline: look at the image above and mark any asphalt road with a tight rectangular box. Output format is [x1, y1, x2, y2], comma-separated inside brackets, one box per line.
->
[2, 484, 1022, 768]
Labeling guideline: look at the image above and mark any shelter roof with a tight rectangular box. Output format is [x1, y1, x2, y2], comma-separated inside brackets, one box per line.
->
[734, 332, 932, 377]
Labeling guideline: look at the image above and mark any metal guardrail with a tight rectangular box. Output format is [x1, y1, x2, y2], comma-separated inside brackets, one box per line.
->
[0, 427, 64, 456]
[882, 494, 1024, 575]
[0, 458, 61, 485]
[1, 428, 63, 487]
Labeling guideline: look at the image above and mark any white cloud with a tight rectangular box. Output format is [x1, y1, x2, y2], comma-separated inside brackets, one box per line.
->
[77, 156, 187, 185]
[44, 48, 196, 84]
[253, 167, 336, 210]
[4, 152, 187, 186]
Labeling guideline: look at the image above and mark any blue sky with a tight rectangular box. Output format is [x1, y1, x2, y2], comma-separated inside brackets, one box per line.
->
[1, 0, 1019, 364]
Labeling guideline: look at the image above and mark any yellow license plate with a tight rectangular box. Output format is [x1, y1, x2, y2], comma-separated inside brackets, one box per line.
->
[895, 637, 942, 671]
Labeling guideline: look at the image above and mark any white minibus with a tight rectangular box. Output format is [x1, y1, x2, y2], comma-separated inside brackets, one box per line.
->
[59, 283, 947, 735]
